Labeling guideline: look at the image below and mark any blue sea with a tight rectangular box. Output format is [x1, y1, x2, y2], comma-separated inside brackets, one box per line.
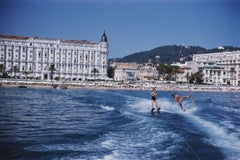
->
[0, 87, 240, 160]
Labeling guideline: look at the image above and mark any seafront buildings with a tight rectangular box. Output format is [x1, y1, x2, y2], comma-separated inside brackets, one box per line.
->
[193, 50, 240, 86]
[111, 62, 158, 82]
[111, 62, 139, 81]
[171, 50, 240, 86]
[112, 50, 240, 86]
[136, 62, 159, 81]
[0, 32, 108, 80]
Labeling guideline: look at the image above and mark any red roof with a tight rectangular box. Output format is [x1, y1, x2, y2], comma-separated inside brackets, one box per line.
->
[0, 34, 96, 45]
[0, 35, 29, 40]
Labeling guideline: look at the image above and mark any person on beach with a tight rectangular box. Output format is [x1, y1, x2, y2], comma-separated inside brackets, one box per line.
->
[151, 87, 160, 112]
[172, 94, 192, 111]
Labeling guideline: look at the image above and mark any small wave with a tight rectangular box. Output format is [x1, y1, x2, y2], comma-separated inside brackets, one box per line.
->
[127, 96, 240, 158]
[24, 144, 81, 152]
[186, 114, 240, 159]
[222, 105, 240, 114]
[100, 105, 115, 111]
[96, 98, 185, 160]
[97, 129, 182, 160]
[101, 139, 116, 149]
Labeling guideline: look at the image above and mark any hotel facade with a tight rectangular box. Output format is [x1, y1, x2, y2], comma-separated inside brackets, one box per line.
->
[193, 50, 240, 86]
[167, 50, 240, 86]
[0, 32, 108, 81]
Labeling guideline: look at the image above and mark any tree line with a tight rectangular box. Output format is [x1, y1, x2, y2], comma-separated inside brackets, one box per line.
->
[107, 64, 204, 84]
[156, 64, 203, 84]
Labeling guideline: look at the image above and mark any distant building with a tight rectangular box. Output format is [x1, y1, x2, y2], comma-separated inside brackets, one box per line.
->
[193, 51, 240, 86]
[136, 62, 158, 81]
[170, 62, 195, 83]
[111, 62, 139, 81]
[112, 62, 158, 82]
[171, 50, 240, 86]
[198, 63, 227, 85]
[0, 32, 108, 80]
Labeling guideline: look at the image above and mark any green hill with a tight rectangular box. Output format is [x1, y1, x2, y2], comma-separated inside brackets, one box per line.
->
[110, 45, 240, 64]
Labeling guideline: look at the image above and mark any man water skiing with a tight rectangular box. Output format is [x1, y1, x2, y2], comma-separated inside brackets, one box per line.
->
[151, 87, 160, 113]
[172, 94, 192, 111]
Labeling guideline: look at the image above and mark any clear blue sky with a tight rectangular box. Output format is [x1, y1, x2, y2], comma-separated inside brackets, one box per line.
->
[0, 0, 239, 58]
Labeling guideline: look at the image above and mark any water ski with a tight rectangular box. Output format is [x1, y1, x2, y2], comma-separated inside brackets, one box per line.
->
[151, 108, 161, 113]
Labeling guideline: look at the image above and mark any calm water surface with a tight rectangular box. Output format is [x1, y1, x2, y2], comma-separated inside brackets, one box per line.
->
[0, 88, 239, 160]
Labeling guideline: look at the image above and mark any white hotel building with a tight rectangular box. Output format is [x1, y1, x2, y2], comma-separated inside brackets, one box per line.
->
[0, 32, 108, 81]
[193, 50, 240, 86]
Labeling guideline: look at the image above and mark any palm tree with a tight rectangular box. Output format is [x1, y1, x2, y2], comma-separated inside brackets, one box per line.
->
[49, 64, 56, 80]
[0, 64, 8, 78]
[23, 71, 29, 79]
[157, 64, 167, 74]
[157, 64, 173, 80]
[11, 66, 20, 79]
[107, 66, 114, 78]
[92, 68, 99, 80]
[0, 64, 4, 76]
[229, 67, 236, 86]
[169, 66, 181, 81]
[185, 72, 189, 84]
[189, 72, 203, 84]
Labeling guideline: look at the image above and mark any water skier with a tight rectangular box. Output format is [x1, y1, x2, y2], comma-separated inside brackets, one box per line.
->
[151, 87, 160, 113]
[172, 94, 192, 111]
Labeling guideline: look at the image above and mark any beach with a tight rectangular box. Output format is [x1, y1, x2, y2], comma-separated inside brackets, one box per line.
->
[1, 79, 239, 92]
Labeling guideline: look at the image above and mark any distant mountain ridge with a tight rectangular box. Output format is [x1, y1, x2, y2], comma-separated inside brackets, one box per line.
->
[110, 45, 240, 64]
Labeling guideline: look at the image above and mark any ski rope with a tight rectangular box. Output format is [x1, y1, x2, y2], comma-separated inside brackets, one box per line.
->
[188, 85, 195, 107]
[170, 123, 201, 160]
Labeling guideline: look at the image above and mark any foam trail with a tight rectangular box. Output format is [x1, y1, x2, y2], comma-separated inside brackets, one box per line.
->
[130, 97, 240, 159]
[128, 98, 150, 113]
[185, 114, 240, 159]
[100, 105, 115, 111]
[95, 97, 184, 160]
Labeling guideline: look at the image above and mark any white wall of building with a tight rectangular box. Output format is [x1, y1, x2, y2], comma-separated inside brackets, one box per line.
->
[112, 62, 138, 81]
[193, 51, 240, 86]
[0, 34, 108, 81]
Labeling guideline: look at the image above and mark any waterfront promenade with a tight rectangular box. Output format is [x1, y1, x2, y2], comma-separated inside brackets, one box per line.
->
[1, 79, 239, 92]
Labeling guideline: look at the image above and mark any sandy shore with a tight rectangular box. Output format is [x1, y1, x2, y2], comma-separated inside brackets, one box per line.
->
[1, 79, 240, 93]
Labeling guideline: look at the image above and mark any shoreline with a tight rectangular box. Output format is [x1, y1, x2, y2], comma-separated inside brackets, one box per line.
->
[1, 79, 240, 93]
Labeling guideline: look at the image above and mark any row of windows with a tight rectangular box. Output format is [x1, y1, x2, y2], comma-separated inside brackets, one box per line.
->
[1, 53, 106, 61]
[1, 52, 105, 57]
[0, 45, 103, 55]
[204, 79, 227, 83]
[204, 71, 226, 76]
[2, 41, 96, 49]
[194, 54, 240, 61]
[3, 59, 105, 66]
[5, 63, 105, 72]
